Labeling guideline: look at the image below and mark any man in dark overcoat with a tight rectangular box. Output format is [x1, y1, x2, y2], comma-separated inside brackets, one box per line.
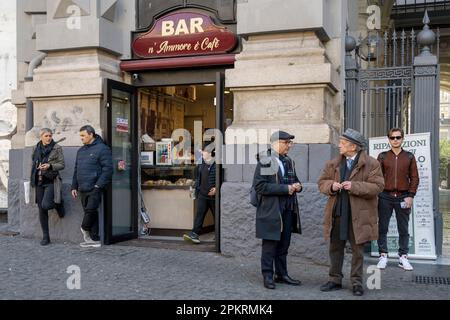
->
[253, 131, 303, 289]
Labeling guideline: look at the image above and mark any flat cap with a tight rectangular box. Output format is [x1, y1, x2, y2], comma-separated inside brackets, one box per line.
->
[341, 128, 366, 148]
[270, 131, 295, 142]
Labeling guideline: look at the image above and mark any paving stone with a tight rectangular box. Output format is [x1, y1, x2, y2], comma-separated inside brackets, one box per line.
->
[0, 235, 449, 300]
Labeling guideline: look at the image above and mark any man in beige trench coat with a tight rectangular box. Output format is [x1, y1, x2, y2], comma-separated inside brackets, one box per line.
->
[317, 129, 384, 296]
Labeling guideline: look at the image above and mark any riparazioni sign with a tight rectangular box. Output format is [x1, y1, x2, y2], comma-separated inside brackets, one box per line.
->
[132, 12, 238, 59]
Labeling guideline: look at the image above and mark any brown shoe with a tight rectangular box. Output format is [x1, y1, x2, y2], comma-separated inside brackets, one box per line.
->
[353, 285, 364, 296]
[320, 281, 342, 292]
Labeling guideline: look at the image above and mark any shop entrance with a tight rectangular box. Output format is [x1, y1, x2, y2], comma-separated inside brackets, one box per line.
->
[104, 72, 231, 253]
[104, 80, 139, 245]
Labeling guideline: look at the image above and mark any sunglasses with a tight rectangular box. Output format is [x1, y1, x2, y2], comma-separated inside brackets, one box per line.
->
[389, 136, 403, 141]
[281, 141, 294, 145]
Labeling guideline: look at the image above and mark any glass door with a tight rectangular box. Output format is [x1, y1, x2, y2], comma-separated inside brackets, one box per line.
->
[105, 79, 138, 244]
[215, 72, 225, 253]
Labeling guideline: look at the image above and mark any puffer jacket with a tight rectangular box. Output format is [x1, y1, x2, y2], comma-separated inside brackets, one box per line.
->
[71, 135, 113, 192]
[194, 161, 216, 198]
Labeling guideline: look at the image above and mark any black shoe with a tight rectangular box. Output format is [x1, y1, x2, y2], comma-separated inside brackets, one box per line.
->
[263, 276, 276, 290]
[320, 281, 342, 292]
[40, 238, 50, 246]
[353, 285, 364, 296]
[56, 203, 65, 218]
[274, 275, 302, 286]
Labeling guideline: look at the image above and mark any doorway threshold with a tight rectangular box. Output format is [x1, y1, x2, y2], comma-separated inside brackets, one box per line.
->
[117, 236, 216, 253]
[0, 223, 19, 237]
[141, 235, 184, 241]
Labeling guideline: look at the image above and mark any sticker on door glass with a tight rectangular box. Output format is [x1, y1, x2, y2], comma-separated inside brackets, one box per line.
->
[116, 118, 129, 133]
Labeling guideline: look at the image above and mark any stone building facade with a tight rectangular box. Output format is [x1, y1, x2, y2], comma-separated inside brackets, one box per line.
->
[0, 1, 17, 210]
[6, 0, 368, 265]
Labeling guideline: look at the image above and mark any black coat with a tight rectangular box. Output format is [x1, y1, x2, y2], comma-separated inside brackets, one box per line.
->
[71, 135, 113, 192]
[194, 161, 216, 198]
[252, 149, 302, 241]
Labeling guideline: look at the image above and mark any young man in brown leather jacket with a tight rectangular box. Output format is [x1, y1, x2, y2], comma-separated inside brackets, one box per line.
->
[376, 128, 419, 271]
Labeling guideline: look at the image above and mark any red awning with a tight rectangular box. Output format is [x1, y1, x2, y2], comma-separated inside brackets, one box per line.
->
[120, 54, 236, 72]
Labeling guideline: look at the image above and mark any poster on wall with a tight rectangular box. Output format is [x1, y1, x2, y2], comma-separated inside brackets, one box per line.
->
[369, 132, 437, 260]
[116, 118, 129, 133]
[156, 140, 173, 165]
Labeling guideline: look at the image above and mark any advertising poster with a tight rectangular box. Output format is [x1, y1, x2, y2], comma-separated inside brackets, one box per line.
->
[116, 118, 129, 133]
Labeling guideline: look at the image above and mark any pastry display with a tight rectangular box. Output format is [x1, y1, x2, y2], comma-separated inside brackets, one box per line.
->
[143, 178, 195, 187]
[174, 178, 195, 186]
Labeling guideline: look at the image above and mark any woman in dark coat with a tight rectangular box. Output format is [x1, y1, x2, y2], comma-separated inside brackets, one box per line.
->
[30, 128, 65, 246]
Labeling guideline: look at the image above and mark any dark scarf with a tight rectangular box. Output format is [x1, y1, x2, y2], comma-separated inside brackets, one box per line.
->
[278, 154, 297, 211]
[334, 152, 361, 241]
[279, 155, 297, 185]
[31, 140, 56, 187]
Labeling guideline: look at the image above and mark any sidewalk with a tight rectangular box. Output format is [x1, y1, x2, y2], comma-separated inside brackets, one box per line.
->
[0, 235, 448, 300]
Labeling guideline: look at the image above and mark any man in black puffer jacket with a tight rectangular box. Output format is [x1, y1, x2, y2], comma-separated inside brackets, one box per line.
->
[71, 125, 113, 248]
[183, 142, 216, 244]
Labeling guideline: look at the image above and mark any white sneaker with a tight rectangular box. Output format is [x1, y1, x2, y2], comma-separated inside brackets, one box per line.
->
[80, 241, 101, 248]
[81, 227, 92, 243]
[398, 255, 413, 271]
[377, 254, 388, 269]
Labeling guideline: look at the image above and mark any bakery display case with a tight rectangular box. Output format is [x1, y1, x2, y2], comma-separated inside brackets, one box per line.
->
[141, 165, 196, 190]
[141, 164, 213, 232]
[138, 86, 216, 234]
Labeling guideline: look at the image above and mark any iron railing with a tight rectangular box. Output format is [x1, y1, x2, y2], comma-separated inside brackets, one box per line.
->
[356, 29, 422, 69]
[346, 9, 440, 137]
[393, 0, 450, 14]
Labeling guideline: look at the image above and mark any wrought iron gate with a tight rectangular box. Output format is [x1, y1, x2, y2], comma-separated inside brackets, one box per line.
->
[344, 10, 443, 256]
[344, 12, 440, 139]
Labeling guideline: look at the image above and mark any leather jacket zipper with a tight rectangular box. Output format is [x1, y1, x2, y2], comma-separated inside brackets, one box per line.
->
[395, 154, 398, 196]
